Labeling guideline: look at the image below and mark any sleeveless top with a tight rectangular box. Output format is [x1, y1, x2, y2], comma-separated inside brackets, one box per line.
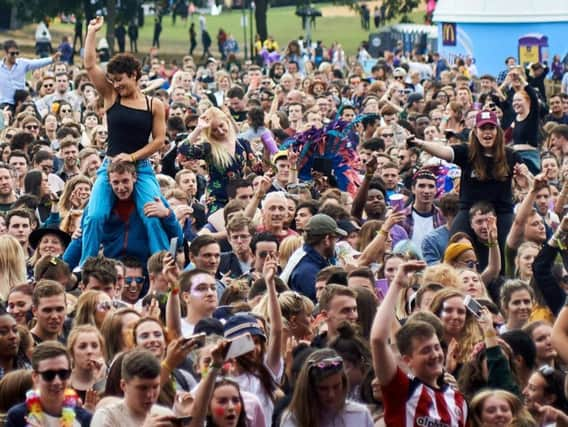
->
[106, 95, 153, 156]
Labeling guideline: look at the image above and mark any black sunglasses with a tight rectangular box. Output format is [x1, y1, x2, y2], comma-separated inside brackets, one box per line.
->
[37, 369, 71, 382]
[9, 51, 19, 56]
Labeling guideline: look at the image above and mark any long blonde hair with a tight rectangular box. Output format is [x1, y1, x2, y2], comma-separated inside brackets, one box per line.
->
[470, 389, 536, 427]
[0, 235, 27, 300]
[201, 107, 236, 170]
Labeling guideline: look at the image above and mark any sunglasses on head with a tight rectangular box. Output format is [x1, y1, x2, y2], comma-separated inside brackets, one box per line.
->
[308, 356, 343, 372]
[37, 369, 71, 382]
[96, 300, 123, 312]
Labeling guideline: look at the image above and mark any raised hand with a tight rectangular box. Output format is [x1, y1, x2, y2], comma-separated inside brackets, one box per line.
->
[87, 16, 104, 33]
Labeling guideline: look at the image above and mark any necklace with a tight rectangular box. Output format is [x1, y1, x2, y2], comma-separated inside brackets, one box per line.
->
[26, 388, 78, 427]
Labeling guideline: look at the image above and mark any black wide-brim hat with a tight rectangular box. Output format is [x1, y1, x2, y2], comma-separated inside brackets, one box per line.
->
[29, 225, 71, 250]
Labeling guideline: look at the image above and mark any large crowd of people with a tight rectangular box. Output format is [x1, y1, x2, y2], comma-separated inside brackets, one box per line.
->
[0, 12, 568, 427]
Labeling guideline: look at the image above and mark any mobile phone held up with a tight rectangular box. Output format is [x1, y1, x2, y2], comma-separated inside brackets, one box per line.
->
[182, 332, 206, 349]
[225, 333, 255, 360]
[463, 295, 483, 318]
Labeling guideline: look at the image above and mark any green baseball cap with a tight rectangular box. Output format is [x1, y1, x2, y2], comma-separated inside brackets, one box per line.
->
[304, 214, 347, 237]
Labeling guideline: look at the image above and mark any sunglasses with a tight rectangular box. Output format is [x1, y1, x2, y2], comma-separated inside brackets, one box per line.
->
[287, 183, 309, 190]
[60, 109, 72, 114]
[37, 369, 71, 382]
[5, 133, 14, 139]
[258, 250, 276, 259]
[25, 125, 39, 130]
[96, 300, 123, 312]
[43, 83, 53, 88]
[394, 76, 404, 80]
[308, 356, 343, 371]
[9, 51, 19, 56]
[461, 260, 479, 270]
[125, 276, 144, 285]
[382, 133, 394, 138]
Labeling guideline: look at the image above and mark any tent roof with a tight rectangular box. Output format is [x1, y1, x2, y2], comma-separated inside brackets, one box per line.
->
[433, 0, 568, 23]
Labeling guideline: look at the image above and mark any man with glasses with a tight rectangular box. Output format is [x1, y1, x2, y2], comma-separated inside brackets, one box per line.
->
[38, 72, 80, 115]
[6, 341, 92, 426]
[219, 215, 254, 279]
[0, 39, 59, 112]
[122, 256, 146, 306]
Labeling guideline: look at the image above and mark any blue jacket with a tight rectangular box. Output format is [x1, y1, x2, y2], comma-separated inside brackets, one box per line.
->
[289, 244, 332, 302]
[63, 200, 183, 269]
[6, 402, 92, 426]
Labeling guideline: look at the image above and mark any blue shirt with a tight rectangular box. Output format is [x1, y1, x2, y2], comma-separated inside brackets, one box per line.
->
[289, 244, 333, 302]
[0, 56, 53, 104]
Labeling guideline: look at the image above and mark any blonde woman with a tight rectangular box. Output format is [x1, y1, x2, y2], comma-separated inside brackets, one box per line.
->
[0, 235, 27, 300]
[469, 389, 536, 427]
[279, 235, 303, 270]
[179, 107, 254, 213]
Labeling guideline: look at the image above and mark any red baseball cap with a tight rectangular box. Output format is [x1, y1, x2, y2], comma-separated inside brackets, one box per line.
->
[475, 110, 498, 127]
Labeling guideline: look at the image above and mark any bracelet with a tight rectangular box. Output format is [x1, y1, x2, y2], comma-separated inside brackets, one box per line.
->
[130, 153, 137, 163]
[170, 286, 180, 296]
[365, 173, 374, 179]
[484, 330, 497, 339]
[378, 228, 389, 237]
[161, 360, 172, 371]
[209, 361, 222, 371]
[484, 241, 497, 248]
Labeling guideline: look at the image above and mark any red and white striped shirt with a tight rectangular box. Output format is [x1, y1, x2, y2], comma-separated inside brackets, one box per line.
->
[382, 368, 467, 427]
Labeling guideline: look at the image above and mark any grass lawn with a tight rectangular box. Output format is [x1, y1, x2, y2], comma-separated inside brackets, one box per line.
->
[41, 4, 424, 57]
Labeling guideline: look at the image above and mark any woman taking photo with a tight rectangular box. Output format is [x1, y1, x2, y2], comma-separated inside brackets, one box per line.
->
[280, 349, 374, 427]
[23, 169, 51, 223]
[429, 288, 483, 376]
[57, 175, 92, 219]
[179, 107, 254, 213]
[81, 15, 169, 267]
[413, 110, 522, 253]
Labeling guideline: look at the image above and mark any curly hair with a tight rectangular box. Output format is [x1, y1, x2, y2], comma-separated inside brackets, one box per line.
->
[107, 53, 142, 80]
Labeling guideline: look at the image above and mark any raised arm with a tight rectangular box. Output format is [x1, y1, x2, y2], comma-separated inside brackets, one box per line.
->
[188, 341, 230, 427]
[371, 260, 426, 385]
[552, 306, 568, 365]
[84, 16, 114, 102]
[164, 254, 182, 340]
[351, 156, 375, 220]
[506, 172, 545, 250]
[413, 138, 454, 162]
[357, 211, 405, 267]
[264, 253, 283, 374]
[480, 215, 501, 285]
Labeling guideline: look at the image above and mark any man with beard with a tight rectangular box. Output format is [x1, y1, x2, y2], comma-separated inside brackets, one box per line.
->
[6, 341, 92, 426]
[283, 214, 346, 302]
[399, 169, 445, 249]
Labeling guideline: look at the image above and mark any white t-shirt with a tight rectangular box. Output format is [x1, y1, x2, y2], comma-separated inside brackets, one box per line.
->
[234, 356, 284, 424]
[180, 318, 195, 337]
[91, 401, 173, 427]
[29, 413, 82, 427]
[410, 209, 435, 249]
[280, 400, 374, 427]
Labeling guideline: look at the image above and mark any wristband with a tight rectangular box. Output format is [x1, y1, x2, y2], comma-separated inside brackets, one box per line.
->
[378, 228, 389, 237]
[161, 360, 172, 371]
[484, 330, 497, 339]
[130, 153, 137, 163]
[209, 361, 222, 370]
[484, 241, 497, 248]
[170, 286, 180, 296]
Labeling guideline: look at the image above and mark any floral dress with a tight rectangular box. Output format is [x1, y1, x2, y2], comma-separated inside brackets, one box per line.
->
[180, 138, 255, 213]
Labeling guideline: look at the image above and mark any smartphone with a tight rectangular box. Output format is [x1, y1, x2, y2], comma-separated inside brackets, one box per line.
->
[375, 278, 388, 299]
[183, 332, 206, 348]
[406, 136, 417, 148]
[225, 333, 255, 360]
[172, 417, 192, 426]
[169, 237, 178, 258]
[464, 295, 483, 318]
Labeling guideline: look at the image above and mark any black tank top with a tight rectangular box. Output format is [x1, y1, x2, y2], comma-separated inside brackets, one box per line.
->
[106, 95, 153, 156]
